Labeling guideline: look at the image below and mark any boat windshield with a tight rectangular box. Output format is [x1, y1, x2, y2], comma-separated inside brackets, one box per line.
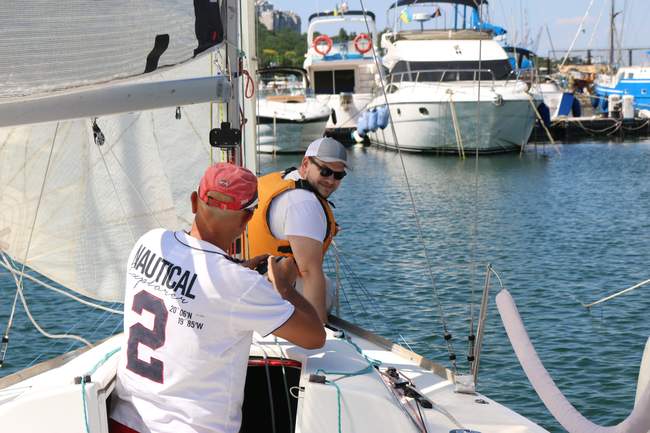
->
[258, 71, 311, 98]
[389, 59, 512, 82]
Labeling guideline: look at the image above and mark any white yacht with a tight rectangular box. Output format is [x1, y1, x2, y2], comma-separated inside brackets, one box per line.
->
[257, 67, 330, 153]
[365, 0, 538, 154]
[303, 10, 380, 141]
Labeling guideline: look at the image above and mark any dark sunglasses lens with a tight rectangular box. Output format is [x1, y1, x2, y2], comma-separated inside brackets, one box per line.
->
[319, 167, 346, 180]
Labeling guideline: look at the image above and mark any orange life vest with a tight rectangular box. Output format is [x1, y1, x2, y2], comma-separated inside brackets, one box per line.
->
[247, 169, 337, 259]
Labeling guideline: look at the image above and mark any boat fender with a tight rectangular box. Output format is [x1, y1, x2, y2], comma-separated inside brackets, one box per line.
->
[356, 110, 369, 135]
[591, 93, 601, 109]
[353, 33, 372, 54]
[377, 105, 390, 129]
[330, 108, 338, 125]
[571, 96, 582, 117]
[492, 93, 503, 106]
[537, 102, 551, 127]
[313, 34, 333, 56]
[368, 109, 379, 131]
[497, 289, 650, 433]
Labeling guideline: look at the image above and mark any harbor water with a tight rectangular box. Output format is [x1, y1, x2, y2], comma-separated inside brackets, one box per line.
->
[1, 140, 649, 432]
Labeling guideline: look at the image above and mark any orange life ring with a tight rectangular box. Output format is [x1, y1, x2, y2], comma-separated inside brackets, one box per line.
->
[313, 34, 333, 56]
[353, 33, 372, 54]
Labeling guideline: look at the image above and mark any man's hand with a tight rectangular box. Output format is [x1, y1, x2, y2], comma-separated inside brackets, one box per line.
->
[241, 254, 269, 271]
[268, 256, 298, 299]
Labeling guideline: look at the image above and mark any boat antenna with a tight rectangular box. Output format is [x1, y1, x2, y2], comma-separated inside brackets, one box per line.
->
[358, 0, 459, 373]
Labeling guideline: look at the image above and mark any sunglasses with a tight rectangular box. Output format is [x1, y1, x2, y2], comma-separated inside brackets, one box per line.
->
[309, 157, 347, 180]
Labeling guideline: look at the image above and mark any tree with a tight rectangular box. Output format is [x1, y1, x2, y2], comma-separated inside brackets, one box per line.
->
[256, 21, 307, 68]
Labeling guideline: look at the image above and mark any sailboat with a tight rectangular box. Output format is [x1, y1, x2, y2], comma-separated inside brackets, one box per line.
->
[3, 2, 639, 433]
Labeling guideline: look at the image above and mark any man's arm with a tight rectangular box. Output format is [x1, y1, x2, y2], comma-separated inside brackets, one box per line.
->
[268, 256, 325, 349]
[286, 235, 328, 323]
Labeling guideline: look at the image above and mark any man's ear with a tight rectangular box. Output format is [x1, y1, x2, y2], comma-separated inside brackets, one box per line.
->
[299, 156, 310, 176]
[191, 191, 198, 214]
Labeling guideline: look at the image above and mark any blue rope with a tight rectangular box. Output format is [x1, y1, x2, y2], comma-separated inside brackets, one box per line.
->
[314, 335, 382, 433]
[81, 347, 121, 433]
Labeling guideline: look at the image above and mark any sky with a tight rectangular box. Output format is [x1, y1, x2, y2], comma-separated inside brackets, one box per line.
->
[268, 0, 650, 63]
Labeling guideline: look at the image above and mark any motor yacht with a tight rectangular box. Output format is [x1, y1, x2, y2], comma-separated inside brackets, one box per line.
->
[257, 67, 330, 153]
[364, 0, 538, 154]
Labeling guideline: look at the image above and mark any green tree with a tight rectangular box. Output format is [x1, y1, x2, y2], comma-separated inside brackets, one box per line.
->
[256, 21, 308, 68]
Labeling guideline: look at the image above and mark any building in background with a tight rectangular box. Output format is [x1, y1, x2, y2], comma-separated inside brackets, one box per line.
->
[256, 0, 301, 33]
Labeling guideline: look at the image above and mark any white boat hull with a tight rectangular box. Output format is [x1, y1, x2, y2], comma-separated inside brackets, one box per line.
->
[316, 93, 374, 132]
[256, 116, 329, 154]
[367, 83, 537, 154]
[257, 98, 330, 153]
[0, 320, 549, 433]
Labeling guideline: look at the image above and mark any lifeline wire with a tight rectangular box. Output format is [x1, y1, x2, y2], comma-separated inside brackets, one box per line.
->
[358, 0, 458, 373]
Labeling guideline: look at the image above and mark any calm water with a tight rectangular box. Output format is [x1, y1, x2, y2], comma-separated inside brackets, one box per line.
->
[2, 140, 649, 432]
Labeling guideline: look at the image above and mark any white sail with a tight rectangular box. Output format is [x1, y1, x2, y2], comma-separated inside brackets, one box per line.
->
[0, 54, 224, 302]
[0, 0, 223, 100]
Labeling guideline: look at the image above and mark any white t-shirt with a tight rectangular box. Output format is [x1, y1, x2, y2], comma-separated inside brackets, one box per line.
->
[110, 229, 294, 433]
[268, 170, 326, 243]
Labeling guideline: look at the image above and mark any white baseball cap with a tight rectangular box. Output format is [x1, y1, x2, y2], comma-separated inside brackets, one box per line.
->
[304, 137, 349, 168]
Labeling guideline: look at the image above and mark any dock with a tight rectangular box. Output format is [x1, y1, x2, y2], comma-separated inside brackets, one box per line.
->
[530, 116, 650, 142]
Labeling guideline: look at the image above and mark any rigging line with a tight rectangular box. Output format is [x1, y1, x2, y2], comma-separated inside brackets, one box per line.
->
[358, 1, 457, 370]
[1, 253, 91, 347]
[0, 259, 122, 315]
[272, 337, 294, 433]
[468, 27, 484, 372]
[331, 244, 392, 323]
[560, 0, 597, 69]
[582, 278, 650, 308]
[250, 340, 278, 433]
[330, 253, 384, 324]
[1, 122, 61, 366]
[588, 0, 608, 50]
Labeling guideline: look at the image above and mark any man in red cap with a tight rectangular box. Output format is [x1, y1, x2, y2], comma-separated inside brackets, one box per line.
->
[110, 162, 325, 433]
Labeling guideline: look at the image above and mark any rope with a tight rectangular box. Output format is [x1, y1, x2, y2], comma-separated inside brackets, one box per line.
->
[273, 337, 295, 433]
[314, 334, 382, 433]
[559, 0, 596, 69]
[81, 347, 120, 433]
[1, 122, 65, 367]
[448, 94, 466, 159]
[1, 253, 91, 347]
[358, 0, 458, 373]
[524, 94, 559, 156]
[0, 259, 122, 315]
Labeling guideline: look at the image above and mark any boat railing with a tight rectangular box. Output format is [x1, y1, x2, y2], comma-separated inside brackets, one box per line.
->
[388, 68, 497, 88]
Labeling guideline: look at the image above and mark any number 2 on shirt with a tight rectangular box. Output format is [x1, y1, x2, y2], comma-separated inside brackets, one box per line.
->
[126, 290, 168, 383]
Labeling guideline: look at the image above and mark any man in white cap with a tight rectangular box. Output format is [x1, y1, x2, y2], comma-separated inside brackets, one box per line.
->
[248, 137, 348, 323]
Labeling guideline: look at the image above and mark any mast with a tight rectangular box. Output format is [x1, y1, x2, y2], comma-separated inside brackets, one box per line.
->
[609, 0, 619, 69]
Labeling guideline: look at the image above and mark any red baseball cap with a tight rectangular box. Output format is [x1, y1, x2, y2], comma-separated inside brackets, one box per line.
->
[198, 163, 258, 211]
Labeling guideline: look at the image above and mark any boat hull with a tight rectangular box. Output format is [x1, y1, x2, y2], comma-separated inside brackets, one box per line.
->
[256, 115, 329, 154]
[367, 86, 536, 154]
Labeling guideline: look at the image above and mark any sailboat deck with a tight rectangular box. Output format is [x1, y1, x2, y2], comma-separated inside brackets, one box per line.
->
[0, 321, 548, 433]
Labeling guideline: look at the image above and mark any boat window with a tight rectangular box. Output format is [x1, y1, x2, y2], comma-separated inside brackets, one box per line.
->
[628, 73, 634, 79]
[389, 60, 513, 82]
[314, 69, 356, 94]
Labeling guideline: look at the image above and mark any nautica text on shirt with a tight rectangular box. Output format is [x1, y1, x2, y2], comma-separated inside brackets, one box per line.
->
[131, 244, 197, 300]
